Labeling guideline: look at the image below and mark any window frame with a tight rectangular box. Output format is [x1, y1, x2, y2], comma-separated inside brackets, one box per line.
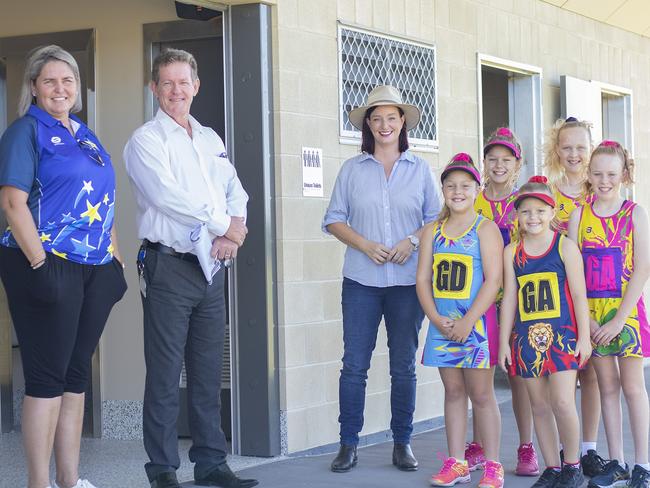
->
[337, 23, 439, 151]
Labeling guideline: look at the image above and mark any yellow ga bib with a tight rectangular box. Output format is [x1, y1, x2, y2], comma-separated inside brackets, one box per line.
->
[517, 272, 561, 321]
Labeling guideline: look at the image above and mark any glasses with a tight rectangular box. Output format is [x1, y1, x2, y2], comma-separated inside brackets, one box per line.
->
[77, 138, 105, 166]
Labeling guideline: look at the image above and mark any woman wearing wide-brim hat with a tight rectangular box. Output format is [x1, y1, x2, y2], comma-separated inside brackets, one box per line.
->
[322, 85, 442, 472]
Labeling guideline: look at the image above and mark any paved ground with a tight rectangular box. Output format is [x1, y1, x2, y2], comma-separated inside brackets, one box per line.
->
[1, 371, 643, 487]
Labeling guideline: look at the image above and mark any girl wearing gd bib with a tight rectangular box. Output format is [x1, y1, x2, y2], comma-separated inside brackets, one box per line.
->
[568, 141, 650, 488]
[417, 154, 503, 488]
[499, 176, 592, 488]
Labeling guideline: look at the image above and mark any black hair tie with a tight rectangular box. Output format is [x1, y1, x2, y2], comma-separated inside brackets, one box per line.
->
[565, 116, 578, 122]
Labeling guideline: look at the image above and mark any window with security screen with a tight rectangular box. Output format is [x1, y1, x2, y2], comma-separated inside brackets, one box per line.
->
[338, 25, 438, 147]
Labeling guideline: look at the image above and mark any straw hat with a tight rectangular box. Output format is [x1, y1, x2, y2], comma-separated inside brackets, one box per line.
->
[348, 85, 421, 131]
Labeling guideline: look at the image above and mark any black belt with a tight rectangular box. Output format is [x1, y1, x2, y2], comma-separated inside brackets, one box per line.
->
[143, 240, 200, 265]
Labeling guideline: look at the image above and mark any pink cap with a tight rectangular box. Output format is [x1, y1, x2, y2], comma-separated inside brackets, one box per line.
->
[441, 164, 481, 185]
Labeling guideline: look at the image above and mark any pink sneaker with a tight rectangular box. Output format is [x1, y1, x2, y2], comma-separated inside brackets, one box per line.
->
[478, 460, 505, 488]
[465, 442, 486, 471]
[515, 442, 539, 476]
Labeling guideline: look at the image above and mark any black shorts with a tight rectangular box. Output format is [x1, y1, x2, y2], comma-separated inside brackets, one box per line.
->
[0, 246, 127, 398]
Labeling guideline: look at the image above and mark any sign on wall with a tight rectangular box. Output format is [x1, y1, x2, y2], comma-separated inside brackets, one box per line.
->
[302, 147, 323, 197]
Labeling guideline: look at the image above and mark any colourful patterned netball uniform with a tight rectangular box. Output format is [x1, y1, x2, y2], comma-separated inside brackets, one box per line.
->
[475, 190, 518, 246]
[577, 201, 650, 357]
[554, 190, 594, 234]
[510, 233, 580, 377]
[422, 215, 498, 369]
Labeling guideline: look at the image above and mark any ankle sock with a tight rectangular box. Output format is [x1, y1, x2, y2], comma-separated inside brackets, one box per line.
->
[582, 442, 597, 456]
[637, 463, 650, 471]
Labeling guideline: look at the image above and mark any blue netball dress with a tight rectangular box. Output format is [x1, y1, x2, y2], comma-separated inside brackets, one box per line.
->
[510, 233, 580, 377]
[422, 215, 498, 369]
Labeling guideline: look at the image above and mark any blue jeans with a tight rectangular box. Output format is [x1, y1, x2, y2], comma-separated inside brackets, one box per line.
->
[338, 277, 424, 445]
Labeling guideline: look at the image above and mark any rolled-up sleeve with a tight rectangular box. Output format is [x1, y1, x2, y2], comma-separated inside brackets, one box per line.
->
[322, 161, 350, 234]
[422, 165, 443, 224]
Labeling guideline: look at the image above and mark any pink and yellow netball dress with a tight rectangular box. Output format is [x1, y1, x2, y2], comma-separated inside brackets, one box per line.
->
[475, 190, 518, 246]
[421, 215, 498, 368]
[510, 233, 580, 377]
[577, 201, 650, 357]
[554, 190, 594, 234]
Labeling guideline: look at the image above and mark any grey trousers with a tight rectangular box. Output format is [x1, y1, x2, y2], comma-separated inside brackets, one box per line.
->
[141, 249, 227, 481]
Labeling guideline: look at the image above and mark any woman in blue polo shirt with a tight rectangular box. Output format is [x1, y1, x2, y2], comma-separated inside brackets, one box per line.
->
[0, 45, 126, 488]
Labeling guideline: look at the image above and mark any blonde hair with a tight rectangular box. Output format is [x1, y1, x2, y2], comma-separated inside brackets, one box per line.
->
[543, 118, 593, 195]
[435, 154, 479, 226]
[588, 141, 635, 190]
[482, 127, 523, 192]
[19, 45, 82, 117]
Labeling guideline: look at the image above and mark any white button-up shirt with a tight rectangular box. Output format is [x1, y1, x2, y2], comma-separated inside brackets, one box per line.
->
[124, 109, 248, 253]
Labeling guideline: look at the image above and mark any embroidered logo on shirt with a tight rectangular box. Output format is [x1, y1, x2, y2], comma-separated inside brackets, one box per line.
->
[218, 152, 227, 158]
[51, 136, 64, 145]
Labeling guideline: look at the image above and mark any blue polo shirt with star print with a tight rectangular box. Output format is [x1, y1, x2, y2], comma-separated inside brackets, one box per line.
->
[0, 104, 116, 264]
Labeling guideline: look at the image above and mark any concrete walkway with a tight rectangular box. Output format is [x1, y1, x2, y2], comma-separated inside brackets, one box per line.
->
[1, 372, 643, 487]
[213, 374, 641, 488]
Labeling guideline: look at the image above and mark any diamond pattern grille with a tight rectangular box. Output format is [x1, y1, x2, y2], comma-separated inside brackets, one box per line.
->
[339, 26, 437, 145]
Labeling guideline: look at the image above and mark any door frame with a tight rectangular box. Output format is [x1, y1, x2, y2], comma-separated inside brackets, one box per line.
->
[477, 53, 544, 180]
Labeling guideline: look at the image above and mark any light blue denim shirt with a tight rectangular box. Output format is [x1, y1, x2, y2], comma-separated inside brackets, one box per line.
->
[322, 151, 442, 287]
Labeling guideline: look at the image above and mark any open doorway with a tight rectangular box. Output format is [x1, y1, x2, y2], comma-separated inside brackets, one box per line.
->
[142, 16, 235, 447]
[0, 29, 98, 436]
[477, 54, 543, 185]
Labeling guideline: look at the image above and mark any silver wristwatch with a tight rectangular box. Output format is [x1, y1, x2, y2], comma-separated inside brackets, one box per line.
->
[407, 234, 419, 251]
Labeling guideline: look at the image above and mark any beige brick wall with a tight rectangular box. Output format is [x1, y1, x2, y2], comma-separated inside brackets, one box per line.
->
[273, 0, 650, 454]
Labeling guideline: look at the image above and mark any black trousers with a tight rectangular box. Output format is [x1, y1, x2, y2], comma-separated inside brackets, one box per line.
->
[141, 248, 228, 481]
[0, 246, 127, 398]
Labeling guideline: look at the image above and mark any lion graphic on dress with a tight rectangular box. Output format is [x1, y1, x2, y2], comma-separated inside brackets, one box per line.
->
[528, 322, 553, 353]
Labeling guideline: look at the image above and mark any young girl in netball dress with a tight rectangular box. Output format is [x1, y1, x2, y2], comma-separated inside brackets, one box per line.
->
[417, 154, 504, 488]
[568, 141, 650, 488]
[469, 128, 538, 477]
[499, 176, 592, 488]
[545, 117, 604, 477]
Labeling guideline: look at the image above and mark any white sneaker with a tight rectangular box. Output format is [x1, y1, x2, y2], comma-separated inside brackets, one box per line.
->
[53, 480, 98, 488]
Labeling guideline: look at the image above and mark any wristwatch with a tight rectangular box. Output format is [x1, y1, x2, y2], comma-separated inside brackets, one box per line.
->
[407, 234, 419, 251]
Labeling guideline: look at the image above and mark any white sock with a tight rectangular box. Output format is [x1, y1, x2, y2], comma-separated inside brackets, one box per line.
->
[638, 463, 650, 471]
[582, 442, 597, 456]
[618, 459, 626, 469]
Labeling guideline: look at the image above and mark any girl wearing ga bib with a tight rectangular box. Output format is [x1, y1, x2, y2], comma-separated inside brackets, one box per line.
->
[500, 176, 591, 488]
[568, 141, 650, 487]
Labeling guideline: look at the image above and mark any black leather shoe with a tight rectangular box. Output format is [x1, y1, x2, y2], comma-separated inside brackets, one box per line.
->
[150, 471, 181, 488]
[392, 443, 418, 471]
[331, 444, 358, 472]
[195, 463, 259, 487]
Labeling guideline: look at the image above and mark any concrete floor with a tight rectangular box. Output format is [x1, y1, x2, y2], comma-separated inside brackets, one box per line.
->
[1, 371, 644, 488]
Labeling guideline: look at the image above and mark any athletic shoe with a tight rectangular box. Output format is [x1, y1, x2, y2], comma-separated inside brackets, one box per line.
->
[627, 465, 650, 488]
[478, 460, 505, 488]
[555, 464, 585, 488]
[516, 442, 540, 476]
[588, 460, 630, 488]
[532, 468, 561, 488]
[465, 442, 486, 471]
[582, 450, 608, 477]
[53, 481, 98, 488]
[430, 457, 471, 486]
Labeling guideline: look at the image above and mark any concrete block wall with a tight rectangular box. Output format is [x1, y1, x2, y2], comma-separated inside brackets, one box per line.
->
[273, 0, 650, 454]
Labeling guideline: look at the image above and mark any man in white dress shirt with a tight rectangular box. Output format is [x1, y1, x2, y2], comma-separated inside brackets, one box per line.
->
[124, 49, 258, 488]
